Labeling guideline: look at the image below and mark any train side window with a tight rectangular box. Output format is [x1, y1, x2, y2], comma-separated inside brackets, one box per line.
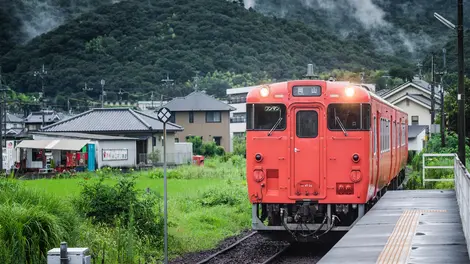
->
[296, 110, 318, 138]
[373, 116, 377, 154]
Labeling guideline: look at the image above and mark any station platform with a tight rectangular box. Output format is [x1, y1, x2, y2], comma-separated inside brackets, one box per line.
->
[318, 190, 469, 264]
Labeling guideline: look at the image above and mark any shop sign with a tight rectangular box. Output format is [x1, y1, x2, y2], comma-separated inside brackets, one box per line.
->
[102, 149, 128, 161]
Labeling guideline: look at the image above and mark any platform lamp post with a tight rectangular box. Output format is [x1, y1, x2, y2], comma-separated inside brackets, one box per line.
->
[156, 107, 172, 264]
[434, 9, 465, 165]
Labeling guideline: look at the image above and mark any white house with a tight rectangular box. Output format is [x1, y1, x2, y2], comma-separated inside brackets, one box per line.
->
[378, 77, 441, 127]
[408, 125, 428, 152]
[226, 86, 258, 152]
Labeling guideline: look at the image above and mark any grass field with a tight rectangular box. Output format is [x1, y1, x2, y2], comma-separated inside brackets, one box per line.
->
[10, 157, 250, 262]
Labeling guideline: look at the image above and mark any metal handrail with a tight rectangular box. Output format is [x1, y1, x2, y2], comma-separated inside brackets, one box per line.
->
[422, 153, 455, 187]
[454, 154, 470, 259]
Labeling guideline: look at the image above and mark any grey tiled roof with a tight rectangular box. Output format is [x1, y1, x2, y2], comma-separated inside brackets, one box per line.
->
[41, 108, 183, 133]
[33, 132, 139, 141]
[408, 94, 441, 108]
[5, 113, 23, 123]
[408, 125, 428, 139]
[375, 89, 390, 97]
[164, 91, 236, 112]
[24, 111, 60, 124]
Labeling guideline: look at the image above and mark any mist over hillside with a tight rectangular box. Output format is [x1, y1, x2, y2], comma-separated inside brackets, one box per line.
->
[243, 0, 468, 60]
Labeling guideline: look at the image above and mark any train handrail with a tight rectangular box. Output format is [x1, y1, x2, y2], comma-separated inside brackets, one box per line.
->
[454, 154, 470, 260]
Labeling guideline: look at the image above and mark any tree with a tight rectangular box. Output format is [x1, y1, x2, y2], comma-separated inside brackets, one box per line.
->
[442, 74, 470, 137]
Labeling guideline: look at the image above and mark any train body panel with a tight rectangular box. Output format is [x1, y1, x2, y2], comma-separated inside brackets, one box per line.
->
[246, 80, 408, 241]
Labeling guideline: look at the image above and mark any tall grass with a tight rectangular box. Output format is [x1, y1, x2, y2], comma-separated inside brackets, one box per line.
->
[0, 180, 80, 264]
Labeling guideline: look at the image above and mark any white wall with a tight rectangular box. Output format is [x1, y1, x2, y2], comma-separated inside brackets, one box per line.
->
[97, 140, 137, 168]
[408, 130, 426, 152]
[173, 142, 193, 164]
[395, 100, 431, 126]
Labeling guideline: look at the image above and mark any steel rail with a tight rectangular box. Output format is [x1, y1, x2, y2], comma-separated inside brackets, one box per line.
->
[196, 231, 258, 264]
[260, 244, 291, 264]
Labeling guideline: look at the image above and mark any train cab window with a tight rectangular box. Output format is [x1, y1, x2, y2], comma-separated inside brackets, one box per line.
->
[246, 104, 286, 130]
[327, 103, 371, 131]
[296, 111, 318, 138]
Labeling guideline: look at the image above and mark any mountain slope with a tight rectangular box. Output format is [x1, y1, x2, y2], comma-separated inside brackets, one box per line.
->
[1, 0, 410, 101]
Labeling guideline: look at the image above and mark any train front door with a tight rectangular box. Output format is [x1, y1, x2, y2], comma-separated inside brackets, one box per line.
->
[290, 107, 323, 199]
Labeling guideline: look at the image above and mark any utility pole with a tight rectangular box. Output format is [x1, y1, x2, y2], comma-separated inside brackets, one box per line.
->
[417, 61, 423, 79]
[100, 79, 105, 108]
[33, 64, 47, 129]
[0, 66, 5, 172]
[192, 71, 200, 91]
[431, 54, 436, 124]
[458, 0, 466, 166]
[438, 48, 447, 147]
[161, 73, 174, 106]
[151, 91, 154, 109]
[67, 99, 71, 114]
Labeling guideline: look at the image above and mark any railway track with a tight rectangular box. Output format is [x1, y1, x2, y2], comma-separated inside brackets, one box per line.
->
[194, 230, 332, 264]
[195, 231, 290, 264]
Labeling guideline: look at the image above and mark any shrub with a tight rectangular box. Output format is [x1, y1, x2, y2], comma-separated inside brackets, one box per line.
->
[75, 176, 163, 240]
[196, 181, 246, 207]
[0, 180, 80, 264]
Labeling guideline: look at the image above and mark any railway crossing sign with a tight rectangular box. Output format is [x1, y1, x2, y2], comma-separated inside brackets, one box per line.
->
[156, 106, 171, 264]
[157, 107, 171, 124]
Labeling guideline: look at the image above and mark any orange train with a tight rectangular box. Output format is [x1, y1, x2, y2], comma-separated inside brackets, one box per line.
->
[246, 79, 408, 241]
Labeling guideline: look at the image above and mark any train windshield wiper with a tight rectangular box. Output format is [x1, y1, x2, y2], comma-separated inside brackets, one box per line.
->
[268, 117, 283, 136]
[334, 108, 348, 136]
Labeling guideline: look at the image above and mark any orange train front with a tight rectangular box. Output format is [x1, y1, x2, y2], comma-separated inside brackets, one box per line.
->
[246, 79, 408, 241]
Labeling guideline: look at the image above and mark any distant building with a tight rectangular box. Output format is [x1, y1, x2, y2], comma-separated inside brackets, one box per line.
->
[138, 101, 168, 110]
[226, 86, 257, 151]
[39, 108, 185, 164]
[379, 76, 441, 127]
[378, 76, 442, 151]
[163, 91, 235, 151]
[24, 110, 62, 132]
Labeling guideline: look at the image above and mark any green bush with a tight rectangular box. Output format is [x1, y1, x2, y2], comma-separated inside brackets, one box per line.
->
[75, 177, 163, 240]
[0, 180, 80, 264]
[196, 181, 246, 207]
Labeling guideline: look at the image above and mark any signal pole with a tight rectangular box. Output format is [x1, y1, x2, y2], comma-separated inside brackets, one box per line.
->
[457, 0, 466, 165]
[33, 64, 47, 129]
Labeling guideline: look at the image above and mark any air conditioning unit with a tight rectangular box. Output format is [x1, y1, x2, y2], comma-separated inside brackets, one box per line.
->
[47, 247, 91, 264]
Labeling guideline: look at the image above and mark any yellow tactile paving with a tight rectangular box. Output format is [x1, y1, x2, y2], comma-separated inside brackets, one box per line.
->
[376, 209, 447, 264]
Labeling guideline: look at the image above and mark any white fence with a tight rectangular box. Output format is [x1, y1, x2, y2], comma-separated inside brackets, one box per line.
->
[422, 153, 455, 187]
[454, 154, 470, 259]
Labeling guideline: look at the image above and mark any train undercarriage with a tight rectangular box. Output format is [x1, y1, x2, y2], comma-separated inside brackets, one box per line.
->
[252, 169, 406, 242]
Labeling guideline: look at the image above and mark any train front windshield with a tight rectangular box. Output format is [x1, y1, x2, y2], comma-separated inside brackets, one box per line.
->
[327, 103, 371, 131]
[246, 104, 287, 131]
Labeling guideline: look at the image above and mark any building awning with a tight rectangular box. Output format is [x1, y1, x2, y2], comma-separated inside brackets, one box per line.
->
[15, 139, 90, 151]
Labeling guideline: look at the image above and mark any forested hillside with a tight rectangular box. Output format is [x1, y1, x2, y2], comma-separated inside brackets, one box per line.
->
[0, 0, 411, 104]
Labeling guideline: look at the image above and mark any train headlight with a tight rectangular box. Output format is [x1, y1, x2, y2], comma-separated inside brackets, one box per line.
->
[255, 153, 263, 162]
[345, 87, 355, 97]
[260, 87, 270, 97]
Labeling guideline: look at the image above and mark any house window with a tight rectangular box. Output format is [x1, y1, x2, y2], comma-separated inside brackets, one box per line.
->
[206, 111, 221, 123]
[169, 111, 176, 123]
[213, 136, 222, 146]
[175, 138, 179, 143]
[152, 136, 156, 147]
[189, 112, 194, 123]
[411, 116, 419, 125]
